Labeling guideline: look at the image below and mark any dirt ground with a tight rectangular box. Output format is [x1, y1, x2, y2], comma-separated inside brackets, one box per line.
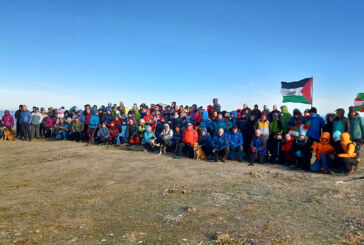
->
[0, 140, 363, 245]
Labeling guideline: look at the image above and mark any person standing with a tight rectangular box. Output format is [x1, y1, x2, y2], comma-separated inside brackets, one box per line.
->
[15, 105, 22, 138]
[31, 107, 42, 139]
[19, 105, 32, 141]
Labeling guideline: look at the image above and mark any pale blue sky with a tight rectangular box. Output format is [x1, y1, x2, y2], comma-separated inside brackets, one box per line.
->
[1, 0, 363, 115]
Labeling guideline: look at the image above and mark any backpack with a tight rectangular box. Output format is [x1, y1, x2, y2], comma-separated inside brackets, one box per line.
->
[347, 142, 360, 160]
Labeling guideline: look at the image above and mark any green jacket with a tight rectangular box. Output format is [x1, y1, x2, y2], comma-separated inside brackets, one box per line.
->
[280, 105, 292, 133]
[349, 116, 364, 140]
[72, 122, 84, 133]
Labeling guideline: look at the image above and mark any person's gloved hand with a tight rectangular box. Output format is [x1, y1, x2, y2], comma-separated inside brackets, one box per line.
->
[252, 147, 256, 152]
[296, 151, 302, 157]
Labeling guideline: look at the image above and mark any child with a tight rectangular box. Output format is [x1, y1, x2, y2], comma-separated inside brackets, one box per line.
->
[310, 132, 335, 173]
[141, 126, 156, 152]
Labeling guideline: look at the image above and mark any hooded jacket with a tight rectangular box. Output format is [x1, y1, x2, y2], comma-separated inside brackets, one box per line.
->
[2, 110, 14, 127]
[349, 113, 364, 140]
[109, 125, 119, 138]
[333, 108, 350, 133]
[338, 132, 359, 161]
[213, 98, 221, 113]
[307, 113, 325, 140]
[90, 110, 100, 129]
[199, 111, 211, 129]
[160, 124, 173, 146]
[141, 126, 156, 145]
[280, 106, 292, 133]
[311, 132, 335, 160]
[198, 127, 211, 147]
[323, 113, 335, 134]
[183, 127, 198, 145]
[228, 130, 243, 148]
[211, 133, 228, 150]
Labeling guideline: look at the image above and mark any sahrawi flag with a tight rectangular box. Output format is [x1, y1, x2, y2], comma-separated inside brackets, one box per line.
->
[281, 77, 313, 104]
[354, 93, 364, 112]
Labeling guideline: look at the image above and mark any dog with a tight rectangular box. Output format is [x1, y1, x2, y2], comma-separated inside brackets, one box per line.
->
[193, 143, 206, 160]
[150, 137, 167, 155]
[4, 128, 15, 141]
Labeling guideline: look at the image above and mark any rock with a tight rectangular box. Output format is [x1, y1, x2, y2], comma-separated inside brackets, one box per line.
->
[100, 238, 107, 242]
[186, 206, 197, 213]
[217, 233, 231, 243]
[124, 232, 147, 242]
[249, 171, 262, 178]
[35, 229, 40, 233]
[163, 214, 183, 224]
[71, 238, 78, 242]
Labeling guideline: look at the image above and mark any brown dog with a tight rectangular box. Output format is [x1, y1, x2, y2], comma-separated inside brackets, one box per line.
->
[4, 128, 15, 141]
[193, 143, 206, 160]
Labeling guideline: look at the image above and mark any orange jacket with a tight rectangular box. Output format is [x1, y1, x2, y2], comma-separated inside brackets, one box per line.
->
[311, 132, 335, 160]
[338, 132, 359, 161]
[183, 128, 198, 145]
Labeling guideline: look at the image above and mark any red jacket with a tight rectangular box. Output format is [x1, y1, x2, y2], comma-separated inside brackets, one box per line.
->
[183, 128, 198, 145]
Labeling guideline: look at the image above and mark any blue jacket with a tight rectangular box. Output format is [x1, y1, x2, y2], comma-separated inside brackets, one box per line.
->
[141, 126, 156, 145]
[228, 131, 243, 148]
[198, 128, 211, 147]
[90, 115, 100, 129]
[307, 114, 325, 140]
[210, 118, 232, 136]
[252, 134, 267, 154]
[172, 117, 181, 128]
[172, 131, 183, 144]
[19, 110, 32, 124]
[199, 111, 211, 129]
[97, 127, 110, 138]
[155, 122, 164, 138]
[211, 133, 228, 150]
[181, 117, 191, 130]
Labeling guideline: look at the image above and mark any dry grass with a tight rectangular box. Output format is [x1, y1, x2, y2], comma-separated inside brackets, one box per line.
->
[0, 140, 363, 244]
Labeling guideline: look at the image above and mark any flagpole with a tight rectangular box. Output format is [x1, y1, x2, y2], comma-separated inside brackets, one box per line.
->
[311, 76, 313, 108]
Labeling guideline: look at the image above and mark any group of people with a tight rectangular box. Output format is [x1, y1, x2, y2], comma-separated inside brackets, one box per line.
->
[1, 98, 363, 175]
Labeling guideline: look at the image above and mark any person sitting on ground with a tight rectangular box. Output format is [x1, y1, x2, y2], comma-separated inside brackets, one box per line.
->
[249, 129, 267, 165]
[198, 127, 212, 159]
[211, 128, 228, 162]
[125, 118, 139, 145]
[337, 132, 360, 175]
[290, 130, 312, 170]
[156, 124, 173, 149]
[116, 121, 127, 145]
[228, 125, 244, 162]
[96, 122, 110, 144]
[176, 122, 198, 159]
[141, 125, 156, 152]
[310, 132, 335, 174]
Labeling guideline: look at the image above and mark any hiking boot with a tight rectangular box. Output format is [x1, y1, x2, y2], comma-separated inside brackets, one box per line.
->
[175, 155, 181, 159]
[220, 158, 225, 163]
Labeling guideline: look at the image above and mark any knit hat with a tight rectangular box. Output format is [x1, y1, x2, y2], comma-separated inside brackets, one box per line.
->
[35, 107, 39, 111]
[333, 131, 341, 142]
[299, 130, 307, 135]
[349, 106, 356, 114]
[310, 107, 317, 114]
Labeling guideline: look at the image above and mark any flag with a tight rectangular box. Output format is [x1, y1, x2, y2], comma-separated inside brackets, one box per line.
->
[354, 93, 364, 112]
[288, 122, 311, 138]
[281, 77, 313, 104]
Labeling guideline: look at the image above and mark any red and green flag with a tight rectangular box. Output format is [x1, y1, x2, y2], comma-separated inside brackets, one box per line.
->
[281, 77, 313, 104]
[288, 122, 311, 138]
[354, 93, 364, 112]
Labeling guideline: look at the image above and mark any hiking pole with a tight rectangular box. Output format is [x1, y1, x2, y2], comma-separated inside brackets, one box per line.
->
[86, 124, 99, 146]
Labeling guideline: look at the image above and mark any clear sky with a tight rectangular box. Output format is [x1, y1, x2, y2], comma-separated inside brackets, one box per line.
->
[1, 0, 363, 115]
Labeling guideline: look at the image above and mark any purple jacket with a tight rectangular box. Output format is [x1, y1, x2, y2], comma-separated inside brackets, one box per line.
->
[2, 110, 14, 127]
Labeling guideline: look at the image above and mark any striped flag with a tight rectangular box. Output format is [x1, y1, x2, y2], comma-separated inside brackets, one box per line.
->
[354, 93, 364, 112]
[281, 77, 313, 104]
